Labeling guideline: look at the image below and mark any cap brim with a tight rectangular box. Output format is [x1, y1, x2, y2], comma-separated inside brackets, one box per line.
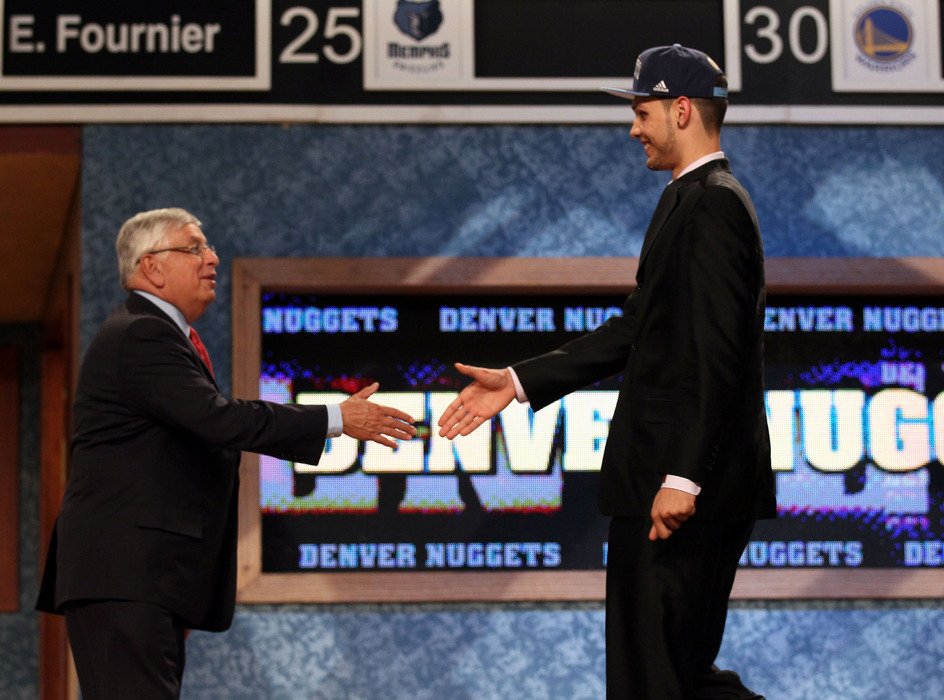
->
[600, 87, 647, 100]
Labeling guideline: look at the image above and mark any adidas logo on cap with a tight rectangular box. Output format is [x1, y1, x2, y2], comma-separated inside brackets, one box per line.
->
[599, 45, 727, 101]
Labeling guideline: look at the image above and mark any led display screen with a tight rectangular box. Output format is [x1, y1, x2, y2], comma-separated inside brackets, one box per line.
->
[256, 292, 944, 574]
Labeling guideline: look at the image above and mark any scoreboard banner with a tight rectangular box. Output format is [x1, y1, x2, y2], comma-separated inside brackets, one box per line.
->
[2, 1, 939, 124]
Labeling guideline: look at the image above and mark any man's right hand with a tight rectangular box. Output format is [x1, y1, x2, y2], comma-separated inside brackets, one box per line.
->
[437, 363, 516, 439]
[339, 382, 417, 448]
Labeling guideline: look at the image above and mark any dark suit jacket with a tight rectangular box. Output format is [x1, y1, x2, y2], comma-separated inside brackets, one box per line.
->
[514, 159, 776, 522]
[37, 293, 329, 631]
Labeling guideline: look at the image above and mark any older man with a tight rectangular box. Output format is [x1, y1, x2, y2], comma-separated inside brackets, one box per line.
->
[37, 207, 416, 699]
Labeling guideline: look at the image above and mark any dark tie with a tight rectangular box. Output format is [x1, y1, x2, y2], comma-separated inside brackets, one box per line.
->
[189, 326, 214, 377]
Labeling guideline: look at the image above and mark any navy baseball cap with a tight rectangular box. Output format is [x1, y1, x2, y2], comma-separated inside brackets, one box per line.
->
[602, 44, 727, 100]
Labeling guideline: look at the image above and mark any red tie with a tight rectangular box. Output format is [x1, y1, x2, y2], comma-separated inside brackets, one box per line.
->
[189, 326, 214, 377]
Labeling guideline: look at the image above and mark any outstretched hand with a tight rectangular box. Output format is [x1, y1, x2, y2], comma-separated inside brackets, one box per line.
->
[649, 487, 697, 540]
[339, 382, 417, 449]
[437, 363, 516, 439]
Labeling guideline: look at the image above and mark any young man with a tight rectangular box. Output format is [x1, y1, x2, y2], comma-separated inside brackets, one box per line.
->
[439, 45, 774, 699]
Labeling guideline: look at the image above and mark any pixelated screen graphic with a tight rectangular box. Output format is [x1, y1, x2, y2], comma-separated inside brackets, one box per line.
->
[256, 290, 944, 576]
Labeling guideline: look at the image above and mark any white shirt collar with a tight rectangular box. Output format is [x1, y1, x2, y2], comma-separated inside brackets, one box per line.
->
[673, 151, 725, 182]
[132, 290, 190, 337]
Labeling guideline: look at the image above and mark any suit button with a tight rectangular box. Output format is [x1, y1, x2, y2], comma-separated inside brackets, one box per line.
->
[630, 343, 639, 352]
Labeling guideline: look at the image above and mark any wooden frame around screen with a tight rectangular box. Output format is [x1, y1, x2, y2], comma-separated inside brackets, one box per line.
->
[233, 257, 944, 603]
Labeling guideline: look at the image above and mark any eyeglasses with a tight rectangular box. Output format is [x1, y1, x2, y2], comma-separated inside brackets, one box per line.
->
[136, 243, 216, 264]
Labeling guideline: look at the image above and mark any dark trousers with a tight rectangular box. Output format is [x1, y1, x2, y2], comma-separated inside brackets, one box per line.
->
[606, 516, 763, 700]
[65, 600, 187, 700]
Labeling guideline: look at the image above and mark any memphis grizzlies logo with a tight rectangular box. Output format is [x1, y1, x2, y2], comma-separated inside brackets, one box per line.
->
[394, 0, 444, 41]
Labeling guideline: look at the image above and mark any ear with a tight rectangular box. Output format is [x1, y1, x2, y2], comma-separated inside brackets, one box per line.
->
[675, 97, 692, 128]
[137, 253, 167, 289]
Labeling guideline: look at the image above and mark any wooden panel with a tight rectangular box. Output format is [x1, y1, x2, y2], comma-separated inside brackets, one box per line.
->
[0, 347, 19, 611]
[0, 126, 81, 323]
[38, 348, 73, 700]
[0, 126, 80, 154]
[0, 153, 81, 322]
[38, 181, 81, 700]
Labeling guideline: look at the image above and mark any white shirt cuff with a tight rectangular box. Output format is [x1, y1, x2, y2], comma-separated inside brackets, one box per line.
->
[661, 475, 702, 496]
[507, 366, 529, 403]
[326, 403, 343, 438]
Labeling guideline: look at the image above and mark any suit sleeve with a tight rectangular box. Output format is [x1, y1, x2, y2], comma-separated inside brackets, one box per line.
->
[512, 291, 638, 411]
[664, 184, 760, 483]
[115, 316, 329, 464]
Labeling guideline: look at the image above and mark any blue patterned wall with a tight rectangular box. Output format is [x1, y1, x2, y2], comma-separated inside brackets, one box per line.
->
[15, 122, 942, 699]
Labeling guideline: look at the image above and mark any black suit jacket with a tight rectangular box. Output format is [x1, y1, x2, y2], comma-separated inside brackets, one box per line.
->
[37, 293, 330, 631]
[514, 159, 776, 522]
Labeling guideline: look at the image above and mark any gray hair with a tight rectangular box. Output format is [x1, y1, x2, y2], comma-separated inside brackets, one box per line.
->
[116, 207, 202, 288]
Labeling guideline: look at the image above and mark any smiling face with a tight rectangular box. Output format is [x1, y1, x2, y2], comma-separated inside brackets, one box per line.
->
[630, 96, 680, 174]
[143, 222, 219, 323]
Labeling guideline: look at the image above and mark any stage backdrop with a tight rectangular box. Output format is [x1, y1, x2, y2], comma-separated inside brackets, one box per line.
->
[62, 122, 944, 700]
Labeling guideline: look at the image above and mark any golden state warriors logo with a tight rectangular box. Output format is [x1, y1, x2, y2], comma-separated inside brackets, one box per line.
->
[853, 5, 915, 68]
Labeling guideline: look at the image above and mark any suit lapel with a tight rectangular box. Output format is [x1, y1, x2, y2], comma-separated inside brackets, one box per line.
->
[125, 294, 219, 388]
[638, 182, 681, 267]
[637, 159, 729, 269]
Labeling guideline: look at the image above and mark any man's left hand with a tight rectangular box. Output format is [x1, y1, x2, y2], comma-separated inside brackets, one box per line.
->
[649, 487, 697, 541]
